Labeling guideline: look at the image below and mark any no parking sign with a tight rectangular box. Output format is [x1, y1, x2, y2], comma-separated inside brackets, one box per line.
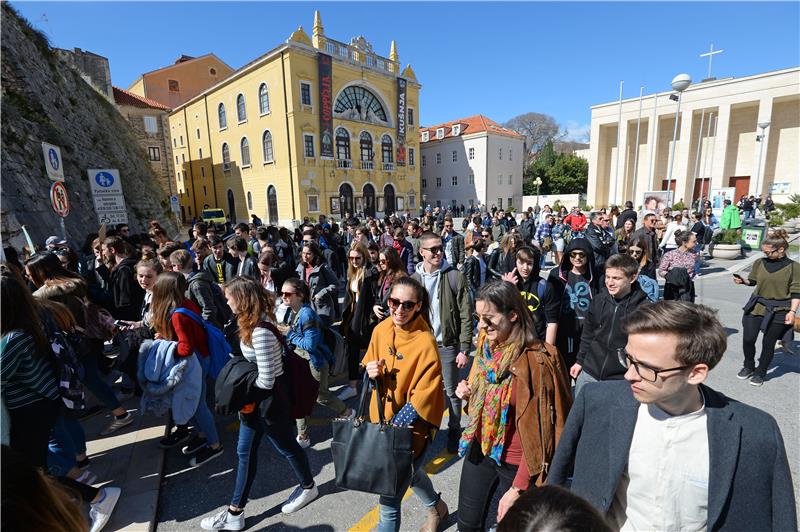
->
[50, 181, 70, 217]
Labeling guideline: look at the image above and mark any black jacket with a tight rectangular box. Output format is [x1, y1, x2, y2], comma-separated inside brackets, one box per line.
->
[342, 266, 378, 346]
[187, 270, 232, 329]
[214, 356, 272, 416]
[109, 257, 144, 321]
[576, 283, 649, 380]
[463, 255, 481, 292]
[630, 227, 659, 265]
[615, 208, 637, 230]
[236, 255, 259, 280]
[584, 223, 617, 271]
[202, 253, 239, 284]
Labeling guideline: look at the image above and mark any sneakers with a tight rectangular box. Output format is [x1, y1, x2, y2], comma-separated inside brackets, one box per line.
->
[750, 375, 765, 386]
[737, 367, 754, 380]
[200, 508, 244, 531]
[296, 434, 311, 449]
[189, 444, 224, 468]
[76, 469, 97, 485]
[89, 486, 121, 532]
[160, 429, 191, 449]
[281, 483, 319, 514]
[337, 386, 357, 401]
[181, 433, 207, 455]
[100, 413, 133, 436]
[446, 428, 461, 454]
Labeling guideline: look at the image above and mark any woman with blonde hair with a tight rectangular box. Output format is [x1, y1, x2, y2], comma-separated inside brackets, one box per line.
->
[201, 277, 318, 530]
[455, 280, 572, 531]
[338, 242, 378, 400]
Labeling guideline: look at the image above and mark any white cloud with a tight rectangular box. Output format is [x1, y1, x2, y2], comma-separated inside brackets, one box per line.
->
[563, 120, 590, 143]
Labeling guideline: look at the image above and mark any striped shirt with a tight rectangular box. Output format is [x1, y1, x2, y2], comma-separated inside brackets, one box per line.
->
[1, 331, 59, 409]
[240, 323, 283, 389]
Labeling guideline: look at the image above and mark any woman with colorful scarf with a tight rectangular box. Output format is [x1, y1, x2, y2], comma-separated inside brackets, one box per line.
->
[455, 280, 572, 531]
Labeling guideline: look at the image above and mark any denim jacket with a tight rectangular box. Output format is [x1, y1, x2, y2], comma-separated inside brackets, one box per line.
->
[285, 304, 334, 370]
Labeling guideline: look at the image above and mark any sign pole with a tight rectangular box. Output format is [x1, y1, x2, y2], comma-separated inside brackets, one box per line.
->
[59, 217, 67, 241]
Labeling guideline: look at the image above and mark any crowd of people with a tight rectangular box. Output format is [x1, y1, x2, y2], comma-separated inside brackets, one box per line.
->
[1, 197, 797, 532]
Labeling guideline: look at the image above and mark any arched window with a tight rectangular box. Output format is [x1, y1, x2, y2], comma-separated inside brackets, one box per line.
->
[334, 85, 388, 124]
[258, 83, 270, 114]
[221, 142, 230, 169]
[218, 103, 227, 129]
[240, 137, 251, 167]
[247, 191, 253, 210]
[262, 131, 274, 163]
[336, 128, 351, 160]
[236, 94, 246, 122]
[381, 134, 393, 163]
[359, 132, 373, 161]
[267, 185, 278, 224]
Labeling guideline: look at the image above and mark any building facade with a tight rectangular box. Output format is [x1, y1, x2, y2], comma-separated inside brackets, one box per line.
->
[169, 12, 420, 225]
[419, 115, 524, 211]
[113, 87, 175, 199]
[587, 67, 799, 207]
[129, 54, 235, 110]
[55, 47, 113, 103]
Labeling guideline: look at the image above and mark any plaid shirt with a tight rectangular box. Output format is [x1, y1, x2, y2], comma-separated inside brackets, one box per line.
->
[534, 222, 555, 244]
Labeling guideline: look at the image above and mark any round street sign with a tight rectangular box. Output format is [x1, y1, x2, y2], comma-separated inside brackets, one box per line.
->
[50, 181, 70, 218]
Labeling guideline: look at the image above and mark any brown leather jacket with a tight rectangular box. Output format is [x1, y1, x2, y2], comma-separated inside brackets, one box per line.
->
[509, 342, 572, 486]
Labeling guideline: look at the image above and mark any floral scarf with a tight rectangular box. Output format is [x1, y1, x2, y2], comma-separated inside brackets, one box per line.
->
[458, 330, 518, 465]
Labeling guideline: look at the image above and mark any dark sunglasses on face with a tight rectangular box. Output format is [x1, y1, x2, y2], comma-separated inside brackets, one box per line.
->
[387, 297, 418, 311]
[349, 255, 362, 261]
[423, 246, 443, 254]
[570, 251, 586, 258]
[281, 291, 296, 298]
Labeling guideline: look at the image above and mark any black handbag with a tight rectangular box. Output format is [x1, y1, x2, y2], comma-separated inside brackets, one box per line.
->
[330, 372, 414, 497]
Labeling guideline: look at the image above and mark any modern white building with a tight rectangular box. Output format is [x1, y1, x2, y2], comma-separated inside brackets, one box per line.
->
[419, 115, 524, 211]
[587, 66, 799, 207]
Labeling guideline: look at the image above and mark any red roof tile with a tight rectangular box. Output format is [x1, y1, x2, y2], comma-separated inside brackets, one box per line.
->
[113, 86, 171, 111]
[419, 114, 523, 143]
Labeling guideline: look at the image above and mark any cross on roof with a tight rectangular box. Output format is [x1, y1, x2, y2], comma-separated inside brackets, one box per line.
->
[700, 43, 724, 80]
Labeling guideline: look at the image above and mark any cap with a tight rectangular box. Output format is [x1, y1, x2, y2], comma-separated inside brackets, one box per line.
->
[45, 236, 67, 248]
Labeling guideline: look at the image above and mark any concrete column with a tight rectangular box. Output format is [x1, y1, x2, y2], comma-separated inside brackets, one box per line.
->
[612, 118, 629, 205]
[671, 107, 695, 205]
[643, 108, 658, 194]
[586, 120, 603, 207]
[751, 96, 774, 196]
[709, 103, 731, 188]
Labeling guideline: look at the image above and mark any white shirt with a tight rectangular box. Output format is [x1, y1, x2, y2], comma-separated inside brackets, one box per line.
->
[610, 394, 709, 532]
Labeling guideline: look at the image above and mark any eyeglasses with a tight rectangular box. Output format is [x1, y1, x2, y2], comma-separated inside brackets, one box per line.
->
[387, 297, 418, 311]
[378, 259, 387, 264]
[422, 246, 443, 254]
[763, 247, 782, 256]
[628, 248, 643, 256]
[472, 313, 502, 329]
[617, 349, 689, 382]
[569, 251, 586, 258]
[348, 255, 362, 261]
[481, 234, 491, 238]
[281, 291, 296, 298]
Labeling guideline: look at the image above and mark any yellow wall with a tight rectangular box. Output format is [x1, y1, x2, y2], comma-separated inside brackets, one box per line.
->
[169, 42, 419, 226]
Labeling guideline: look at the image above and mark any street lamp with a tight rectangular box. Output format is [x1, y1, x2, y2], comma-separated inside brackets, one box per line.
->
[534, 177, 543, 206]
[754, 122, 770, 202]
[665, 73, 691, 205]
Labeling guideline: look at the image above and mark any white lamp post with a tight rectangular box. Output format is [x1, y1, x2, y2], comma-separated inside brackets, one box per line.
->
[754, 122, 770, 203]
[665, 73, 691, 205]
[534, 177, 543, 206]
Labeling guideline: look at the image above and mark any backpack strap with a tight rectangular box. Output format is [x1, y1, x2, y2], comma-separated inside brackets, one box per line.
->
[412, 270, 458, 298]
[172, 307, 205, 326]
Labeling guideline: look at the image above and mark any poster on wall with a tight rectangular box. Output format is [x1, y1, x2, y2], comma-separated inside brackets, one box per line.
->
[396, 77, 407, 166]
[318, 53, 334, 159]
[770, 182, 792, 195]
[641, 191, 673, 215]
[710, 187, 736, 219]
[330, 197, 340, 215]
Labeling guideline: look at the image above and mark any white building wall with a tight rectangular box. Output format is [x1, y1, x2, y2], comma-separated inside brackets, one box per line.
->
[485, 135, 524, 210]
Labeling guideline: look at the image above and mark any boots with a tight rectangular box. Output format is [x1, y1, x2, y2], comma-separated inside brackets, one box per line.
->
[419, 496, 449, 532]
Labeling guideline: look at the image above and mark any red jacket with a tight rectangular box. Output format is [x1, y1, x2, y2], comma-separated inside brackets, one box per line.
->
[171, 299, 209, 358]
[564, 212, 587, 232]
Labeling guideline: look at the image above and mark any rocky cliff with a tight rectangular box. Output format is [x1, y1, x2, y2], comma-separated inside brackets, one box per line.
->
[1, 3, 178, 250]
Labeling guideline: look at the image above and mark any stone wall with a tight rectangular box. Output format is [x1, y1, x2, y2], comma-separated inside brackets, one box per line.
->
[54, 47, 113, 102]
[1, 4, 179, 250]
[117, 105, 176, 200]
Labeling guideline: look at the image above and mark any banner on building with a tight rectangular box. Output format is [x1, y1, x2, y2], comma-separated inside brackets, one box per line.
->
[88, 169, 129, 225]
[318, 53, 334, 159]
[396, 77, 407, 166]
[641, 191, 673, 215]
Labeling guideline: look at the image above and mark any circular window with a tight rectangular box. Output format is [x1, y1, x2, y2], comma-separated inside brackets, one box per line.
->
[209, 67, 217, 76]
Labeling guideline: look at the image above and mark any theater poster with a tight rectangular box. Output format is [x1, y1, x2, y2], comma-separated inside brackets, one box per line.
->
[318, 53, 334, 159]
[396, 77, 407, 165]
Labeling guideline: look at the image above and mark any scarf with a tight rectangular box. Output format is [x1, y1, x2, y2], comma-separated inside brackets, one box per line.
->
[458, 330, 519, 465]
[392, 238, 403, 255]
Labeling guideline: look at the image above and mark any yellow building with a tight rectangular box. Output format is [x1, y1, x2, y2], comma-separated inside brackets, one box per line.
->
[169, 11, 421, 226]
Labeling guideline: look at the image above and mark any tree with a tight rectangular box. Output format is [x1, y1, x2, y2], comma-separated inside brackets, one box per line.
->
[523, 140, 587, 195]
[503, 112, 562, 159]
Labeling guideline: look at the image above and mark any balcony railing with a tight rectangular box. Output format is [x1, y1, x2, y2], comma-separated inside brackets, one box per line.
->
[360, 161, 374, 170]
[337, 159, 352, 169]
[382, 162, 395, 171]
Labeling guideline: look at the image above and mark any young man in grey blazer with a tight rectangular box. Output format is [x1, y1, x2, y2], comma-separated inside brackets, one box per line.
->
[548, 300, 796, 532]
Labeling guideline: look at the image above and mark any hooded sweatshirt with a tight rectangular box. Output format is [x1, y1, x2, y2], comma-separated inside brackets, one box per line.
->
[416, 260, 444, 343]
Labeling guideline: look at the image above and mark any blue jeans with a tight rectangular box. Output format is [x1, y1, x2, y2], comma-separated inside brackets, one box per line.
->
[231, 412, 314, 508]
[378, 452, 439, 532]
[81, 353, 122, 411]
[438, 345, 462, 431]
[48, 415, 87, 476]
[189, 362, 219, 446]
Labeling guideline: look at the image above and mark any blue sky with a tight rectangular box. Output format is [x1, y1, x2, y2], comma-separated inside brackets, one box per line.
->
[14, 2, 800, 142]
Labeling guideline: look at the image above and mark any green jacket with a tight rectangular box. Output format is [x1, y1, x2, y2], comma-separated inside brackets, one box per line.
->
[720, 205, 742, 230]
[413, 264, 474, 353]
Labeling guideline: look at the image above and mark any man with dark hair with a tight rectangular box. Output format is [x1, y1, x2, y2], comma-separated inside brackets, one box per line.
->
[549, 301, 796, 531]
[584, 211, 617, 271]
[227, 236, 258, 279]
[102, 236, 144, 321]
[158, 242, 185, 271]
[170, 249, 231, 329]
[441, 216, 465, 269]
[571, 254, 648, 396]
[615, 200, 637, 230]
[630, 213, 658, 265]
[202, 236, 238, 284]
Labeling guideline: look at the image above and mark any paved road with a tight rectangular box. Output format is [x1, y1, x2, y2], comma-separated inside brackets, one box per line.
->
[157, 272, 800, 531]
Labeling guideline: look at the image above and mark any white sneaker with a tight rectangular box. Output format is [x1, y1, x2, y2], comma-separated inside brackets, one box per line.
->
[76, 469, 97, 485]
[281, 484, 319, 514]
[296, 435, 311, 449]
[100, 413, 133, 436]
[200, 508, 244, 531]
[89, 487, 121, 532]
[337, 386, 357, 401]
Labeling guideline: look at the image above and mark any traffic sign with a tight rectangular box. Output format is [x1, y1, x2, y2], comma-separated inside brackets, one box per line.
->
[50, 181, 70, 217]
[170, 195, 181, 214]
[42, 142, 65, 182]
[88, 169, 128, 225]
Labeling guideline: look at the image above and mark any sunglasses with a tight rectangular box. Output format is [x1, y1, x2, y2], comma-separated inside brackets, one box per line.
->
[628, 248, 643, 255]
[387, 297, 418, 311]
[348, 255, 362, 261]
[422, 246, 443, 254]
[281, 291, 296, 298]
[570, 251, 587, 258]
[378, 259, 387, 264]
[481, 234, 490, 238]
[472, 313, 502, 329]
